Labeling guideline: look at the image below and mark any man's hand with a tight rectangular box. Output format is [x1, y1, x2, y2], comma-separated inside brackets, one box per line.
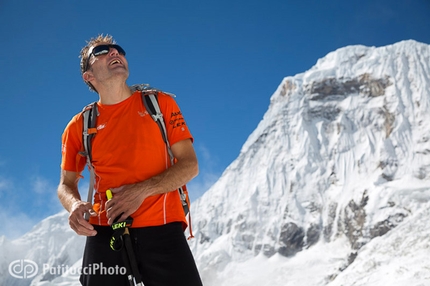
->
[58, 169, 98, 236]
[105, 184, 146, 225]
[68, 201, 97, 236]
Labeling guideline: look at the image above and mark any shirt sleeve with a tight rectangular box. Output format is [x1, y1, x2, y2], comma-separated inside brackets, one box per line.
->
[158, 92, 194, 146]
[60, 114, 87, 173]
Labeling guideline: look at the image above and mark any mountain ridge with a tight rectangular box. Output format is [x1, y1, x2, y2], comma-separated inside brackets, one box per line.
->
[188, 39, 430, 285]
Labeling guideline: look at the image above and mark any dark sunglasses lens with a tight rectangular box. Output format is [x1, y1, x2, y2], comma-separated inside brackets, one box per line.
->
[112, 45, 126, 56]
[92, 45, 125, 56]
[92, 45, 126, 56]
[92, 45, 110, 56]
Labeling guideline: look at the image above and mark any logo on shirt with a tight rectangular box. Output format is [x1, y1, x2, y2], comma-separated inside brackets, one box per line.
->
[138, 111, 149, 117]
[97, 123, 106, 130]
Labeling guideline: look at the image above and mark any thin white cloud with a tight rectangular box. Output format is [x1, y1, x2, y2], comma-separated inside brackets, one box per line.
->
[0, 207, 39, 239]
[32, 176, 52, 194]
[187, 171, 220, 201]
[0, 173, 64, 239]
[29, 175, 62, 213]
[188, 143, 224, 200]
[197, 144, 220, 168]
[0, 177, 12, 192]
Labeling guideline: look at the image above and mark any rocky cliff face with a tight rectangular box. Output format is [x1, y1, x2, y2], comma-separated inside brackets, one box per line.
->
[188, 40, 430, 285]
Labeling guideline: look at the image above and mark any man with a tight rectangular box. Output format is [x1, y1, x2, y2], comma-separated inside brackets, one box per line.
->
[57, 34, 203, 286]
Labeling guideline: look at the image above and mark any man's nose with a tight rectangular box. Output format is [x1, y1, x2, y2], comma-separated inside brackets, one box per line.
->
[109, 47, 120, 56]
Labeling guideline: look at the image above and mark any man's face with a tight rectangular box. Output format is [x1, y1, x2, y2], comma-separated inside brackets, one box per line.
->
[85, 43, 129, 84]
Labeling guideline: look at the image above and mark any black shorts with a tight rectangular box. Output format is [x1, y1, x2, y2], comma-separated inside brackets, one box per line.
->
[79, 222, 203, 286]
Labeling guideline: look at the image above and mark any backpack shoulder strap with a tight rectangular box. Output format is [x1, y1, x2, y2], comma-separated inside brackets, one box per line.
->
[133, 85, 190, 216]
[81, 102, 98, 221]
[81, 102, 98, 162]
[142, 92, 175, 164]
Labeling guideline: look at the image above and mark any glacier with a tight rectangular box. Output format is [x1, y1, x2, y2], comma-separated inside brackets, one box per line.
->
[1, 39, 430, 286]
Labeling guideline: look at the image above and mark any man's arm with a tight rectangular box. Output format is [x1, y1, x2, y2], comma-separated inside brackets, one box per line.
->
[105, 138, 198, 224]
[57, 170, 97, 236]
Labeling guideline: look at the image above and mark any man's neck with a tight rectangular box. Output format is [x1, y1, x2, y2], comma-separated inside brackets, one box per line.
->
[97, 81, 133, 105]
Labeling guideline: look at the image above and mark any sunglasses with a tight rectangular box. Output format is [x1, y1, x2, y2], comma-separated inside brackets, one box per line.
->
[84, 44, 126, 71]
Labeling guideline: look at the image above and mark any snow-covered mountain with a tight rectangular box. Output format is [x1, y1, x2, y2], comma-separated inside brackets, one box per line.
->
[1, 40, 430, 286]
[0, 211, 85, 286]
[189, 39, 430, 285]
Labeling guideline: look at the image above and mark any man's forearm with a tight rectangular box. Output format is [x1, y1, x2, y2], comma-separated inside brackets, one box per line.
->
[140, 156, 198, 198]
[58, 184, 82, 212]
[134, 138, 199, 198]
[57, 170, 82, 212]
[58, 170, 97, 236]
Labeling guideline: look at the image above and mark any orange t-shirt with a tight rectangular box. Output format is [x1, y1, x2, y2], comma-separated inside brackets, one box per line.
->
[61, 91, 193, 228]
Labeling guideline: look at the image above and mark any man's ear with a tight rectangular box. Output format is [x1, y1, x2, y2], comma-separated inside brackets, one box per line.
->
[83, 71, 94, 83]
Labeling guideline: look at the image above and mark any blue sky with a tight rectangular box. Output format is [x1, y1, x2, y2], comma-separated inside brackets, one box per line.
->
[1, 0, 429, 239]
